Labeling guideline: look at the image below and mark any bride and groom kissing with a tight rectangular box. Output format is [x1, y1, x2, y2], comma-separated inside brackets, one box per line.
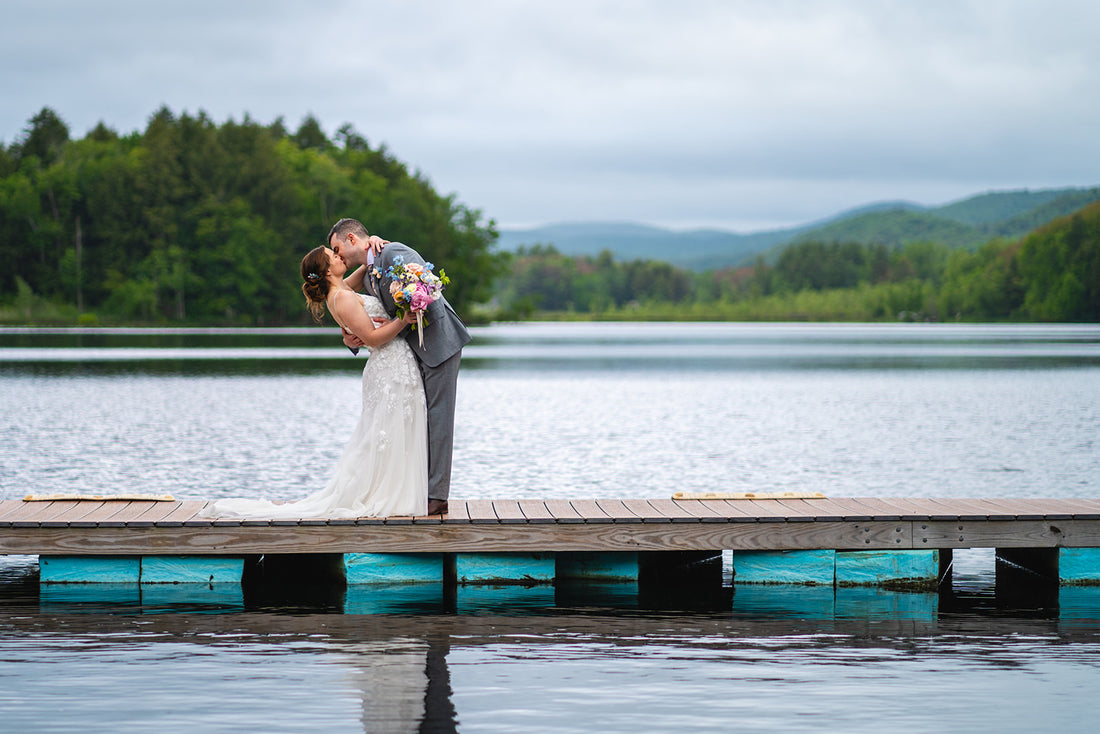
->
[203, 218, 470, 521]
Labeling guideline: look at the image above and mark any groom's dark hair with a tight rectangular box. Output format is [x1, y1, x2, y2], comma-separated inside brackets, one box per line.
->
[327, 218, 369, 244]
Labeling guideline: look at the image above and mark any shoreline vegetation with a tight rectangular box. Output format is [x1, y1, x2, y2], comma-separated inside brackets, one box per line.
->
[2, 107, 1098, 327]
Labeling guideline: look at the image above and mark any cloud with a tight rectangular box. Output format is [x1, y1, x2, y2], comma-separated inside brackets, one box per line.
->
[3, 0, 1099, 229]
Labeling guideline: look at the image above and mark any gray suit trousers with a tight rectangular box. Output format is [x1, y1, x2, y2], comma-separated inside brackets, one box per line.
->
[419, 349, 461, 501]
[369, 242, 470, 501]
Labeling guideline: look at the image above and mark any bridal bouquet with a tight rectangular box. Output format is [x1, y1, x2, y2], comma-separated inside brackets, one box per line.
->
[386, 255, 448, 347]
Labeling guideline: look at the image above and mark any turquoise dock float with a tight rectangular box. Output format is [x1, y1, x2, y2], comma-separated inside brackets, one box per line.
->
[344, 552, 444, 584]
[39, 555, 244, 584]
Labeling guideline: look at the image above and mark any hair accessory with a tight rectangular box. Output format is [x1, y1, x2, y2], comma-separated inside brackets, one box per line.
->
[306, 272, 320, 280]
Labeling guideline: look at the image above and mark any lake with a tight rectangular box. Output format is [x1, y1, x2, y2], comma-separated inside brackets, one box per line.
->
[1, 322, 1099, 732]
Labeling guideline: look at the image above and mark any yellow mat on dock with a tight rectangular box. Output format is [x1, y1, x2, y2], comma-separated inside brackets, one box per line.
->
[23, 493, 175, 502]
[672, 491, 825, 500]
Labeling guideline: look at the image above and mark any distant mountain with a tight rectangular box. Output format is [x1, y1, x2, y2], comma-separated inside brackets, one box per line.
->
[791, 186, 1100, 249]
[495, 222, 802, 270]
[496, 186, 1100, 270]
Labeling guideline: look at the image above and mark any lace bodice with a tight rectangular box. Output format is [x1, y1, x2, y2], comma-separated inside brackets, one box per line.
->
[360, 293, 390, 325]
[358, 293, 424, 420]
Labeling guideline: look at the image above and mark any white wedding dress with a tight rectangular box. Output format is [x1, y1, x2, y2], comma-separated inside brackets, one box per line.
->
[202, 294, 428, 519]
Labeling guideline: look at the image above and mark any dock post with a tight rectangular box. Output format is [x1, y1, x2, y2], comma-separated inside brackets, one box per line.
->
[343, 553, 444, 584]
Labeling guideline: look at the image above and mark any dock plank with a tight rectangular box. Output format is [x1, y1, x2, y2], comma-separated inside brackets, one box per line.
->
[594, 499, 644, 523]
[927, 498, 1000, 521]
[965, 498, 1024, 521]
[775, 499, 841, 521]
[444, 499, 471, 522]
[64, 501, 130, 526]
[1045, 499, 1100, 520]
[0, 500, 33, 523]
[491, 500, 529, 524]
[22, 501, 88, 527]
[543, 500, 585, 524]
[620, 499, 669, 523]
[1030, 498, 1100, 520]
[676, 500, 731, 521]
[849, 497, 919, 519]
[4, 496, 1100, 557]
[740, 500, 805, 522]
[568, 500, 610, 523]
[465, 500, 498, 522]
[517, 500, 556, 524]
[156, 501, 210, 526]
[5, 501, 68, 525]
[117, 501, 177, 527]
[645, 498, 702, 522]
[1068, 498, 1100, 518]
[807, 497, 873, 522]
[131, 500, 183, 524]
[978, 498, 1054, 520]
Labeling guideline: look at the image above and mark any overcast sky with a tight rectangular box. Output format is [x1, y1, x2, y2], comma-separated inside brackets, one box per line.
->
[3, 1, 1098, 232]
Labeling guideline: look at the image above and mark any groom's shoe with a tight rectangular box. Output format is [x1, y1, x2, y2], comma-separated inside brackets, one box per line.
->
[427, 499, 449, 516]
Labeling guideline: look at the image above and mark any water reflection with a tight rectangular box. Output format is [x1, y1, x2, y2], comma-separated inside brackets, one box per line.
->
[2, 323, 1099, 375]
[7, 551, 1100, 734]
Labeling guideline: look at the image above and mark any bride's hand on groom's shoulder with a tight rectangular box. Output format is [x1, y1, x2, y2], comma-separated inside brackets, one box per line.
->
[367, 235, 388, 255]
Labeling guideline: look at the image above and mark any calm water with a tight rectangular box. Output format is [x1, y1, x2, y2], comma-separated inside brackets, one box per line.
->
[1, 322, 1100, 733]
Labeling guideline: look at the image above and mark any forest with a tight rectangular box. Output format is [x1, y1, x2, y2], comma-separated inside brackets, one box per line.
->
[1, 107, 501, 325]
[2, 107, 1097, 325]
[495, 201, 1100, 322]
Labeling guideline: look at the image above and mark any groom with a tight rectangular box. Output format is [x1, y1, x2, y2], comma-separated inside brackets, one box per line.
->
[328, 218, 471, 516]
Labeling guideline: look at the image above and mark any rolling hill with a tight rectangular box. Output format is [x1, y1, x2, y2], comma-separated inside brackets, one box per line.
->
[496, 186, 1100, 270]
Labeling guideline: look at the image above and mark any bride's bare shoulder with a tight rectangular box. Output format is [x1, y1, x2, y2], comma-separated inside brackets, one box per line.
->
[328, 289, 364, 320]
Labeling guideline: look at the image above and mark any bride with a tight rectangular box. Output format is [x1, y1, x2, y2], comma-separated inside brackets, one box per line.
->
[201, 246, 427, 519]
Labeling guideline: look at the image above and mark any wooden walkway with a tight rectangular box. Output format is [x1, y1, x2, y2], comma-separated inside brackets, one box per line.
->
[2, 497, 1100, 556]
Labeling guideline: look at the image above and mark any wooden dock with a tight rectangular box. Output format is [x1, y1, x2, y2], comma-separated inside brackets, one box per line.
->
[3, 497, 1100, 556]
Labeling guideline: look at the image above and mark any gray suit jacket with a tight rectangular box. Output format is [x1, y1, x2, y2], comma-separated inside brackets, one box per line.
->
[368, 243, 471, 368]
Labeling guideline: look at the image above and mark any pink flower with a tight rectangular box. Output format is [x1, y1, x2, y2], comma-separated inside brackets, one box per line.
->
[410, 282, 433, 311]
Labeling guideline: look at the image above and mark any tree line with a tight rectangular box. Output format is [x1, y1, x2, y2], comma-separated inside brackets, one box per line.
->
[3, 106, 1097, 325]
[495, 200, 1100, 322]
[1, 107, 501, 324]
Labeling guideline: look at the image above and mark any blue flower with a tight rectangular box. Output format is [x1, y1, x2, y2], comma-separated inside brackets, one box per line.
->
[392, 255, 405, 266]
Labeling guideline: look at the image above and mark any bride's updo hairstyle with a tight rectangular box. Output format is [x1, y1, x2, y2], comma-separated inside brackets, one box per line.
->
[301, 246, 332, 322]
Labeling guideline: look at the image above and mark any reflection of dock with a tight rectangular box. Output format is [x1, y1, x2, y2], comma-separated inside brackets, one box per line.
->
[3, 497, 1100, 591]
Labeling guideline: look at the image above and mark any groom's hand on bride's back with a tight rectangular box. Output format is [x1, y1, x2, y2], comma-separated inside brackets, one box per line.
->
[342, 327, 365, 352]
[341, 320, 390, 354]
